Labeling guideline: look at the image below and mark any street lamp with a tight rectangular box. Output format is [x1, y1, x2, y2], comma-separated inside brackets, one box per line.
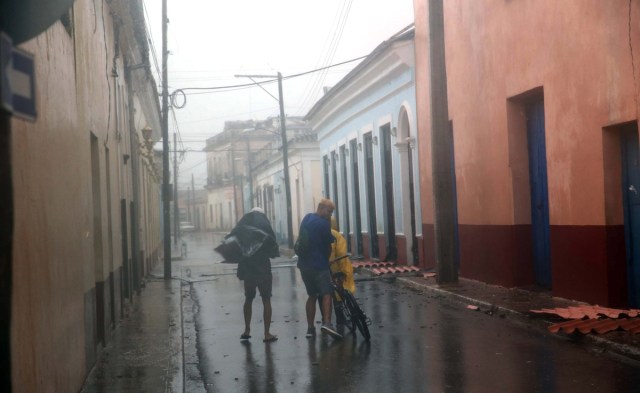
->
[141, 125, 154, 157]
[235, 72, 294, 249]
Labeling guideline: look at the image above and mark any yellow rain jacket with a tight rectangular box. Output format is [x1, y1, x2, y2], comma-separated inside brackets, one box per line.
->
[329, 226, 356, 294]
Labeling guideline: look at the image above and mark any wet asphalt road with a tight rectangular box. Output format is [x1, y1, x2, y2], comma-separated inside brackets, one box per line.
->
[179, 232, 640, 393]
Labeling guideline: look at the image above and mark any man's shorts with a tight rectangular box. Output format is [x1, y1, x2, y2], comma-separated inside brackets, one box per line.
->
[299, 267, 333, 297]
[244, 273, 272, 299]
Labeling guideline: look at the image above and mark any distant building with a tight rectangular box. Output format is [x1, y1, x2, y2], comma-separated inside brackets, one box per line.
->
[203, 118, 290, 231]
[177, 187, 207, 231]
[250, 117, 322, 243]
[203, 117, 321, 242]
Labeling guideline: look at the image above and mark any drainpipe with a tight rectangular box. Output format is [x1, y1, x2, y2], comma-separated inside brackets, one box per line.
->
[429, 0, 458, 284]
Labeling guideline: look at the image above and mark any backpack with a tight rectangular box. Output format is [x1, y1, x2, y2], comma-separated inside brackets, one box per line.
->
[294, 226, 310, 257]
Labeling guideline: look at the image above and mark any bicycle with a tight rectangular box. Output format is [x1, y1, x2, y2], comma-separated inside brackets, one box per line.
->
[330, 255, 371, 341]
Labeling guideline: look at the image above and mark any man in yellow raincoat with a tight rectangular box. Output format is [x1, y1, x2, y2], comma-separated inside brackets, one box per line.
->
[329, 218, 355, 294]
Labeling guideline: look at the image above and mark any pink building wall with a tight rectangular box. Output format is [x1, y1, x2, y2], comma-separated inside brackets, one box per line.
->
[414, 0, 640, 306]
[413, 0, 436, 271]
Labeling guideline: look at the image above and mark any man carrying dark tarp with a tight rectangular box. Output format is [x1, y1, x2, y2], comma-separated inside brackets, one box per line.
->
[215, 207, 279, 343]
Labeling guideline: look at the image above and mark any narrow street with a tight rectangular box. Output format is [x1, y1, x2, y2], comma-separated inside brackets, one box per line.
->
[177, 233, 640, 392]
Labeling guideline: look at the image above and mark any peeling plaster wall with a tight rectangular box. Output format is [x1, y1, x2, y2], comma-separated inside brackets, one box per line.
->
[11, 21, 88, 391]
[9, 0, 162, 390]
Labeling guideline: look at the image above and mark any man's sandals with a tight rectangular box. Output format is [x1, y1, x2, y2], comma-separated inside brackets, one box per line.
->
[263, 334, 278, 343]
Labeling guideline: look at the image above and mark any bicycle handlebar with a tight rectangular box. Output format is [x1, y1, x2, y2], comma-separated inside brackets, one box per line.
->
[330, 254, 350, 264]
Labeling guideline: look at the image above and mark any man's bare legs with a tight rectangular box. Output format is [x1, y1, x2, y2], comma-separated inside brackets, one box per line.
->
[242, 298, 252, 338]
[321, 293, 332, 325]
[262, 297, 277, 341]
[243, 297, 277, 342]
[320, 292, 342, 338]
[307, 293, 340, 338]
[306, 295, 317, 331]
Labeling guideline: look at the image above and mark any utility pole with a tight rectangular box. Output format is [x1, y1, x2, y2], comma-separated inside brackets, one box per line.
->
[234, 73, 294, 249]
[162, 0, 171, 279]
[191, 173, 195, 225]
[173, 131, 179, 246]
[245, 135, 254, 206]
[230, 137, 239, 223]
[429, 0, 458, 284]
[277, 72, 294, 250]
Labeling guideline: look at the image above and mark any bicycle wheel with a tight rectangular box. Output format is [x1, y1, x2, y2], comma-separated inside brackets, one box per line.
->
[353, 312, 370, 341]
[334, 300, 350, 329]
[343, 291, 371, 341]
[333, 289, 354, 333]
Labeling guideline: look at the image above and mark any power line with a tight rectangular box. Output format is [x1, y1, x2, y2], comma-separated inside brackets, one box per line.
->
[181, 158, 208, 171]
[174, 106, 277, 125]
[283, 55, 365, 80]
[169, 55, 366, 95]
[299, 0, 353, 111]
[142, 1, 162, 79]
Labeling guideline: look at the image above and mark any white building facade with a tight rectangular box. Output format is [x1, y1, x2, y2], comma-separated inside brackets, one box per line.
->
[306, 25, 422, 265]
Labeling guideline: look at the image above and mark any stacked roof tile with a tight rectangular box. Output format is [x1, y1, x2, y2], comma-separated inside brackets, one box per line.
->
[530, 306, 640, 335]
[352, 261, 421, 276]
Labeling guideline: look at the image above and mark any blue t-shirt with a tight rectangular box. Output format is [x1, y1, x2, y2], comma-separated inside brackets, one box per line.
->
[297, 213, 334, 270]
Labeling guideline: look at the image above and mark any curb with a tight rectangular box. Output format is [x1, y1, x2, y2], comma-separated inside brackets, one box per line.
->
[181, 281, 206, 392]
[395, 276, 640, 364]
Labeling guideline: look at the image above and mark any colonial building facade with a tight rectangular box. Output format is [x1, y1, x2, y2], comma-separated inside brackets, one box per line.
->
[3, 0, 163, 390]
[413, 0, 640, 307]
[306, 25, 422, 265]
[204, 117, 321, 243]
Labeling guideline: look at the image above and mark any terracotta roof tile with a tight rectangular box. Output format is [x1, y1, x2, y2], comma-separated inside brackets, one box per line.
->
[548, 318, 640, 335]
[530, 306, 640, 320]
[354, 260, 423, 276]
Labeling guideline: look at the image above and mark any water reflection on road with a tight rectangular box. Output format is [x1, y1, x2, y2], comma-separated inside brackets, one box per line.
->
[179, 232, 640, 392]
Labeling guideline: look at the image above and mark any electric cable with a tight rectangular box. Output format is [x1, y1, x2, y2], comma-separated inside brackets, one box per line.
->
[171, 55, 366, 95]
[299, 0, 353, 111]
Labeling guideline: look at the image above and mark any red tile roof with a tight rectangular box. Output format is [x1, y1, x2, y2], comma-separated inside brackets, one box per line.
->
[530, 306, 640, 335]
[353, 261, 421, 276]
[548, 318, 640, 335]
[530, 306, 640, 319]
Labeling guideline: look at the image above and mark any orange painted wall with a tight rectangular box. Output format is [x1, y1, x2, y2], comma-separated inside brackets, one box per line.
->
[414, 0, 640, 304]
[412, 0, 436, 269]
[443, 0, 639, 227]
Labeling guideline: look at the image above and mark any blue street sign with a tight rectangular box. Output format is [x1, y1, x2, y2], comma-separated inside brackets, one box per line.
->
[1, 32, 11, 113]
[10, 46, 36, 121]
[0, 31, 37, 121]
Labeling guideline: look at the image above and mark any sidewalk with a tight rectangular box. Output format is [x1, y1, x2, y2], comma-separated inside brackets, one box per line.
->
[80, 265, 184, 393]
[395, 273, 640, 363]
[79, 253, 289, 393]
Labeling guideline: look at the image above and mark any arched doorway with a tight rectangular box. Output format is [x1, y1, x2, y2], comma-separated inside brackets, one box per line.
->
[397, 107, 419, 265]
